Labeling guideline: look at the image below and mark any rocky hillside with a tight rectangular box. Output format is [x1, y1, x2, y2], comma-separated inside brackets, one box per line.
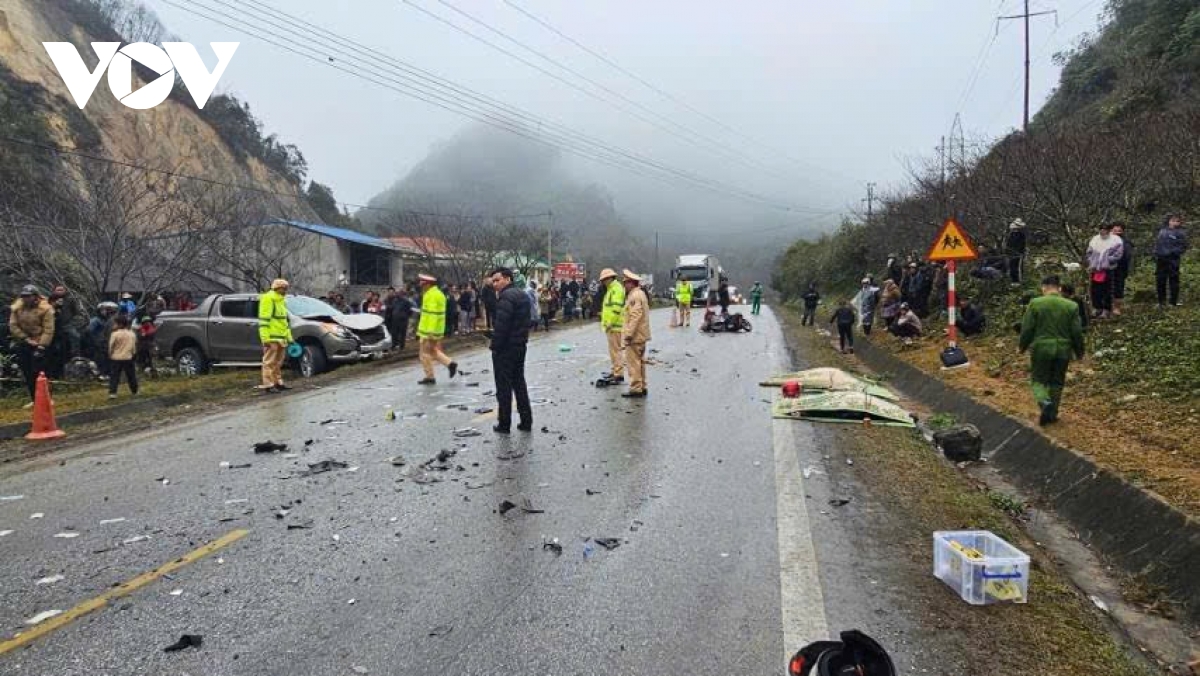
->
[0, 0, 306, 211]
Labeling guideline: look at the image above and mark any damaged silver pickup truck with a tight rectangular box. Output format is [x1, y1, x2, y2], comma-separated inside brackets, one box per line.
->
[155, 294, 392, 378]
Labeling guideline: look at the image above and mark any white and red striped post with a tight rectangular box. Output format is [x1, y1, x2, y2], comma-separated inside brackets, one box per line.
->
[946, 260, 958, 347]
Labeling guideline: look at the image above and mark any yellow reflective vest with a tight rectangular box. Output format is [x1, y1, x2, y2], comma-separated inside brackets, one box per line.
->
[675, 280, 692, 305]
[418, 285, 447, 338]
[601, 280, 625, 333]
[258, 289, 292, 344]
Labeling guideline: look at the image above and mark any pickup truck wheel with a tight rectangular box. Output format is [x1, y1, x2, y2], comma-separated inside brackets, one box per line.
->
[176, 346, 209, 376]
[298, 344, 327, 378]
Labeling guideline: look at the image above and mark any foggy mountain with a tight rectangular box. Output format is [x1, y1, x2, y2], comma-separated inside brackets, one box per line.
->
[361, 123, 832, 287]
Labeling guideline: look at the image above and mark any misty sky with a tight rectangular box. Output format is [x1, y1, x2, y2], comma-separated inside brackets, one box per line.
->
[142, 0, 1106, 231]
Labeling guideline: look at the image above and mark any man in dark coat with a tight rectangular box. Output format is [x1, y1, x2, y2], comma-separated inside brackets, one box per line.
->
[488, 267, 532, 434]
[1005, 219, 1027, 284]
[481, 277, 498, 330]
[384, 287, 413, 351]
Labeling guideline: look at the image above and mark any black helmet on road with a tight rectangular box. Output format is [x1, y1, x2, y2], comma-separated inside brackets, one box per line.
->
[789, 630, 896, 676]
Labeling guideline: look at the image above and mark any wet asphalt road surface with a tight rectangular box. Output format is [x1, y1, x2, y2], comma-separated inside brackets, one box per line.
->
[0, 308, 899, 676]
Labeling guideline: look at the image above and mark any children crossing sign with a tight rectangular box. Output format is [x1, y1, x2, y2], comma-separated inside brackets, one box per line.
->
[926, 218, 979, 262]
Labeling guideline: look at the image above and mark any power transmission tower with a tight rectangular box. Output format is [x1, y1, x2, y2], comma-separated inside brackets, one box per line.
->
[862, 183, 877, 223]
[999, 1, 1057, 132]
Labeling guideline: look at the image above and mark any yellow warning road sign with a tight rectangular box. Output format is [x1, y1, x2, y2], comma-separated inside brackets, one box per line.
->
[926, 219, 979, 261]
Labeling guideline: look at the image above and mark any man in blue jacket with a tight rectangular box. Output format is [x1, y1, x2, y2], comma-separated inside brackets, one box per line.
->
[1154, 214, 1190, 308]
[488, 268, 533, 434]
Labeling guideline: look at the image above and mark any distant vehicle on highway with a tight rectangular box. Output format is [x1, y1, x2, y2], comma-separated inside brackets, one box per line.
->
[672, 254, 722, 307]
[155, 294, 391, 378]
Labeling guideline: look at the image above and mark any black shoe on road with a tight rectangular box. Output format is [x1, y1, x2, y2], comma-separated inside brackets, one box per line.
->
[273, 384, 293, 391]
[493, 425, 511, 434]
[517, 422, 533, 432]
[418, 378, 436, 385]
[621, 390, 648, 399]
[449, 362, 458, 378]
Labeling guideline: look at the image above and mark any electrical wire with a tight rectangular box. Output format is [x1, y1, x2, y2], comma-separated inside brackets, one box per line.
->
[160, 0, 829, 213]
[406, 0, 807, 186]
[499, 0, 861, 189]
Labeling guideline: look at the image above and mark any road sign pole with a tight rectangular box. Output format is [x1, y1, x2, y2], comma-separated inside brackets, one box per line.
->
[946, 260, 958, 348]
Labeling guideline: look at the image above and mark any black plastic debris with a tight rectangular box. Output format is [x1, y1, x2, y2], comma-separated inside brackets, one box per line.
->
[586, 488, 602, 496]
[593, 537, 621, 551]
[253, 441, 288, 454]
[299, 460, 349, 476]
[540, 426, 550, 433]
[543, 540, 563, 556]
[498, 500, 517, 516]
[428, 625, 453, 637]
[828, 498, 852, 507]
[518, 497, 543, 514]
[304, 439, 314, 446]
[933, 424, 983, 462]
[452, 428, 482, 438]
[466, 382, 480, 387]
[163, 634, 203, 652]
[286, 520, 314, 530]
[318, 419, 348, 425]
[389, 456, 407, 467]
[465, 480, 493, 490]
[473, 407, 493, 415]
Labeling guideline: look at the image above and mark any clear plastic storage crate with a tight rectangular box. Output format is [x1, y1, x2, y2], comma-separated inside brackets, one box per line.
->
[933, 530, 1029, 605]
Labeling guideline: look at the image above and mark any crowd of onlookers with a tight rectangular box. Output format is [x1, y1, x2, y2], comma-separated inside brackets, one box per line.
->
[802, 214, 1189, 353]
[315, 276, 604, 352]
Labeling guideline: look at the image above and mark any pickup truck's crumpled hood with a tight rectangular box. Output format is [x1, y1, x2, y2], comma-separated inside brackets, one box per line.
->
[306, 314, 384, 331]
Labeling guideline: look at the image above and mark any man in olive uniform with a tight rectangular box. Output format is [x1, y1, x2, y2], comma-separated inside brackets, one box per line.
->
[417, 273, 457, 384]
[257, 279, 292, 392]
[674, 278, 692, 327]
[621, 269, 652, 398]
[1018, 275, 1085, 426]
[599, 268, 625, 382]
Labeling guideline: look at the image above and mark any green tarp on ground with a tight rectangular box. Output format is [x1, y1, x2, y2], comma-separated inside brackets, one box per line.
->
[772, 391, 916, 427]
[759, 367, 898, 401]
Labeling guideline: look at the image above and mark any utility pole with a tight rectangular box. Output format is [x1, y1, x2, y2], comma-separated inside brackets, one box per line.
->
[654, 231, 659, 278]
[999, 1, 1057, 132]
[547, 209, 553, 286]
[862, 183, 876, 223]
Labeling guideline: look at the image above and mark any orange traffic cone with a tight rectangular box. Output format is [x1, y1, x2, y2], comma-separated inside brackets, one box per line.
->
[26, 372, 66, 441]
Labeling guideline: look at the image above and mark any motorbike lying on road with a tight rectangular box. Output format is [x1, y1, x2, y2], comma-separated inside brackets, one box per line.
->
[699, 309, 752, 333]
[788, 630, 895, 676]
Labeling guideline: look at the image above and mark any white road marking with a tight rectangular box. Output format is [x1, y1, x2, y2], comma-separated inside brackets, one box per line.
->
[774, 419, 830, 656]
[766, 309, 830, 657]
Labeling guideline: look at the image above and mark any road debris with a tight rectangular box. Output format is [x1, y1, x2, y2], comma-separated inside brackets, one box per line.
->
[300, 460, 350, 476]
[0, 495, 25, 501]
[53, 531, 80, 538]
[169, 589, 184, 597]
[1089, 595, 1110, 613]
[287, 520, 315, 530]
[802, 467, 821, 479]
[542, 538, 563, 556]
[99, 518, 127, 525]
[473, 407, 493, 414]
[254, 440, 289, 454]
[220, 462, 252, 470]
[0, 530, 13, 538]
[593, 537, 621, 550]
[319, 419, 348, 426]
[828, 498, 852, 507]
[347, 598, 357, 605]
[586, 488, 602, 496]
[35, 574, 64, 586]
[452, 427, 482, 438]
[163, 634, 204, 652]
[122, 535, 151, 545]
[389, 455, 408, 467]
[428, 625, 453, 637]
[465, 480, 493, 490]
[30, 513, 44, 519]
[498, 500, 517, 516]
[933, 425, 983, 462]
[25, 609, 63, 625]
[846, 458, 854, 466]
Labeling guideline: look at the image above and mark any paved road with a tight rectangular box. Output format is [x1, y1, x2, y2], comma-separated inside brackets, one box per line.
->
[0, 308, 855, 676]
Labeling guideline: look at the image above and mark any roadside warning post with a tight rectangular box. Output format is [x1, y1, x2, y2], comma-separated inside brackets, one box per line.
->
[926, 219, 979, 368]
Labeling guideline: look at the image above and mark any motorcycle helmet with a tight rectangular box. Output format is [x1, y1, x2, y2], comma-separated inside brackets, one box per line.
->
[789, 630, 896, 676]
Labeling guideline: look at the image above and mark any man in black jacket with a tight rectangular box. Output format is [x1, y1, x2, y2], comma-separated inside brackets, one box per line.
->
[384, 287, 413, 351]
[481, 277, 498, 330]
[488, 267, 533, 434]
[1005, 219, 1027, 284]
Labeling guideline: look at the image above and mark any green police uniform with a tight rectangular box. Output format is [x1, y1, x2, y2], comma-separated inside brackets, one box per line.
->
[1018, 293, 1085, 423]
